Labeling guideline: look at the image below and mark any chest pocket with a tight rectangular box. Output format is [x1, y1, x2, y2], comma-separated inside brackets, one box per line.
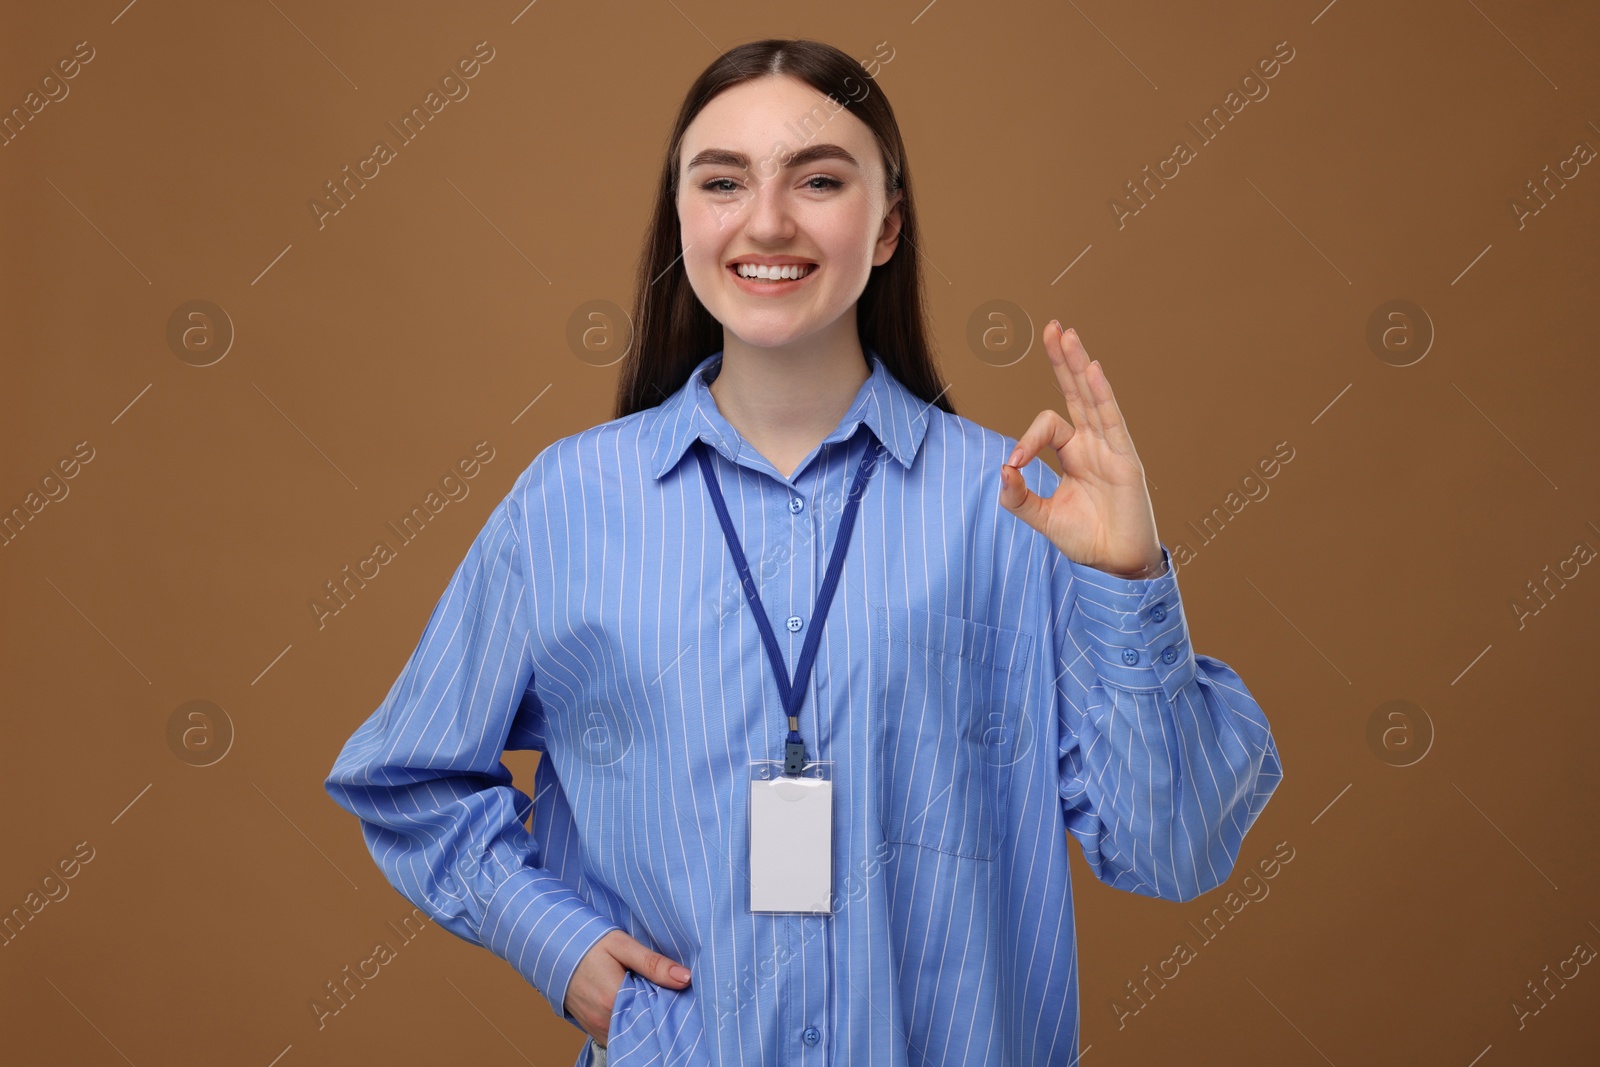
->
[874, 605, 1034, 861]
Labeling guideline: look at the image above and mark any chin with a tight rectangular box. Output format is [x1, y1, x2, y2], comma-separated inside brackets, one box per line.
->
[723, 325, 815, 351]
[710, 308, 819, 346]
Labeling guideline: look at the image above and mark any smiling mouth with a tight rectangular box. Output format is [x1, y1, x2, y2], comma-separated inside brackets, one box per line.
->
[727, 263, 817, 283]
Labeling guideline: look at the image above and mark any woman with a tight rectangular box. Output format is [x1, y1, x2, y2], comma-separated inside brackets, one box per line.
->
[325, 38, 1283, 1067]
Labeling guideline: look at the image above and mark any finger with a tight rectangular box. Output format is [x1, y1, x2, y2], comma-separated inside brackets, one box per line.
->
[1043, 321, 1093, 434]
[1000, 410, 1071, 530]
[1006, 408, 1075, 473]
[615, 936, 692, 987]
[1055, 325, 1107, 439]
[1081, 356, 1140, 460]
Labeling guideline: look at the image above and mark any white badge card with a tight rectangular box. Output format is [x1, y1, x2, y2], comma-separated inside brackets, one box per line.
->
[747, 759, 834, 914]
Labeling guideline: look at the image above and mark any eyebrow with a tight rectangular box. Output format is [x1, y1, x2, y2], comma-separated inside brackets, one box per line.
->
[684, 143, 861, 173]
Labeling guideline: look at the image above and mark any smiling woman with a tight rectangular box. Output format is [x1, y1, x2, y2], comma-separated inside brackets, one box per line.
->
[325, 36, 1282, 1067]
[614, 42, 950, 440]
[611, 57, 948, 483]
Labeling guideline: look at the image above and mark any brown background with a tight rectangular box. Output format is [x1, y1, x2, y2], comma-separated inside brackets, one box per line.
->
[3, 1, 1598, 1064]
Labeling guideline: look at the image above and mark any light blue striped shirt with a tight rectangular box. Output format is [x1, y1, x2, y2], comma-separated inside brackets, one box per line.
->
[324, 348, 1284, 1066]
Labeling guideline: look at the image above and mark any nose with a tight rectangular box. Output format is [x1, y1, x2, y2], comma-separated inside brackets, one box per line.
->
[740, 173, 797, 243]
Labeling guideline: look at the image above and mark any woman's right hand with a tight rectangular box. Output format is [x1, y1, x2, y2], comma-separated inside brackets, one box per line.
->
[564, 929, 694, 1048]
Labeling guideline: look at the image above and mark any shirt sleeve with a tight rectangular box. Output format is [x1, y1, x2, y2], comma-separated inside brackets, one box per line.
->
[323, 489, 621, 1025]
[1033, 471, 1285, 902]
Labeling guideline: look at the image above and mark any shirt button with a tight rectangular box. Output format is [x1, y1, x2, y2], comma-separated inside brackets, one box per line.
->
[1121, 648, 1139, 665]
[802, 1026, 820, 1045]
[1150, 604, 1167, 623]
[786, 615, 804, 633]
[1161, 645, 1178, 664]
[788, 496, 804, 514]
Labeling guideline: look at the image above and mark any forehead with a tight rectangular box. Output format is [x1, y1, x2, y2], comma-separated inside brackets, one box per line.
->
[680, 75, 878, 171]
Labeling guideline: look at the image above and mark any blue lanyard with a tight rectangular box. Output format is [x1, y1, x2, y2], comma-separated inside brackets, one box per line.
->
[693, 435, 878, 776]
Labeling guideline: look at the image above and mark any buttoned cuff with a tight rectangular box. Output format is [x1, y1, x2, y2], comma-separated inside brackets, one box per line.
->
[1067, 543, 1196, 704]
[480, 866, 622, 1026]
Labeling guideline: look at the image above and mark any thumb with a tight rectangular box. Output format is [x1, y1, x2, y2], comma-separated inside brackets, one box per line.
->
[998, 461, 1048, 533]
[613, 933, 692, 988]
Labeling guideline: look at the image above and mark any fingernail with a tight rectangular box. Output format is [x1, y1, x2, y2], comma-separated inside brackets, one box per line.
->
[670, 965, 691, 982]
[1007, 447, 1022, 466]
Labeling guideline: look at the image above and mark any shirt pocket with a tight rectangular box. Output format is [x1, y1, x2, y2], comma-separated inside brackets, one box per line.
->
[874, 605, 1034, 861]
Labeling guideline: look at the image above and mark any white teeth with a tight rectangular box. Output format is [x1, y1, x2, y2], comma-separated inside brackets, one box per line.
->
[734, 263, 812, 280]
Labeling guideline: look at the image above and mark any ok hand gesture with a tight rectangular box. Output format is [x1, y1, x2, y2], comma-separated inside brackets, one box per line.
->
[998, 321, 1165, 580]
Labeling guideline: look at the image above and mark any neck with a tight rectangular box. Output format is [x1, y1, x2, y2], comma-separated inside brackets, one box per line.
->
[708, 325, 872, 480]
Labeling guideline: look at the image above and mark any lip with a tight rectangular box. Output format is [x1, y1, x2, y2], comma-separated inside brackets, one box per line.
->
[725, 255, 817, 267]
[726, 262, 817, 296]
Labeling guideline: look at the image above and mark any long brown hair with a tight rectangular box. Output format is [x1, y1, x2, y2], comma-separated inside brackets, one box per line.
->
[612, 38, 955, 419]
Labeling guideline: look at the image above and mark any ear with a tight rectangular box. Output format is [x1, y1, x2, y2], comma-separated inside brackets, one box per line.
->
[873, 190, 904, 267]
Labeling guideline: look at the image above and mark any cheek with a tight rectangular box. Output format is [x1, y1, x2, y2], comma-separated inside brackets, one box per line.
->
[679, 203, 737, 263]
[676, 214, 713, 273]
[676, 216, 731, 307]
[682, 192, 747, 237]
[814, 205, 879, 262]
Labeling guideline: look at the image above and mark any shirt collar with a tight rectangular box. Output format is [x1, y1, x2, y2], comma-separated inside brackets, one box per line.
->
[648, 346, 933, 481]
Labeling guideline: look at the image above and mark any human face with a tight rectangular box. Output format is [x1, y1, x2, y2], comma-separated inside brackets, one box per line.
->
[676, 74, 902, 353]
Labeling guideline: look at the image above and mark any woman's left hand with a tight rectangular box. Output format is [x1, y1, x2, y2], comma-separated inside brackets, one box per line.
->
[998, 320, 1165, 580]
